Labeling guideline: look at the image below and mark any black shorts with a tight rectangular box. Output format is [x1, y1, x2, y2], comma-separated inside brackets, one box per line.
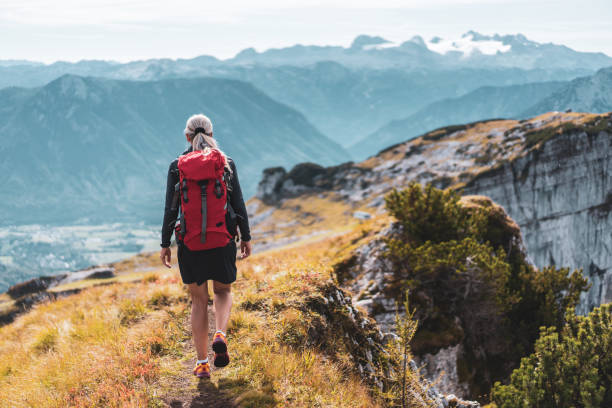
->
[177, 239, 237, 285]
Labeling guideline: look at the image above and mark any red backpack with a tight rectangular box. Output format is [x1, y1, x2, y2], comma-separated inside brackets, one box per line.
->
[175, 149, 231, 250]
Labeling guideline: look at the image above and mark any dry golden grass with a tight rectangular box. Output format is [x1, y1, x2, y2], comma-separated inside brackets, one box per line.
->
[0, 272, 188, 407]
[251, 192, 359, 244]
[0, 224, 386, 407]
[358, 112, 603, 180]
[214, 234, 386, 407]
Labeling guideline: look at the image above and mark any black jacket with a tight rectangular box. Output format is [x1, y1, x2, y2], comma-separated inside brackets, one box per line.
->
[161, 148, 251, 247]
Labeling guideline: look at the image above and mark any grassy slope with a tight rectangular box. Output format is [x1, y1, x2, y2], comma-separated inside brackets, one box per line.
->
[4, 112, 603, 407]
[0, 219, 397, 408]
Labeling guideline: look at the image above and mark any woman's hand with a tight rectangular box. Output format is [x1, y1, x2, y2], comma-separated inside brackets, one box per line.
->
[240, 240, 252, 259]
[160, 247, 172, 268]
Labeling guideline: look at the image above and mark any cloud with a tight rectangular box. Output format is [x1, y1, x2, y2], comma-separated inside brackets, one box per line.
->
[0, 0, 520, 27]
[1, 0, 609, 62]
[0, 0, 242, 26]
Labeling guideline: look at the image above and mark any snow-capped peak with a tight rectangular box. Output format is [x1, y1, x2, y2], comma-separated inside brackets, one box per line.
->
[426, 32, 512, 56]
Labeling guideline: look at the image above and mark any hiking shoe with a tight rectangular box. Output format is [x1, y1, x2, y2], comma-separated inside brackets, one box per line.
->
[214, 351, 230, 368]
[212, 332, 229, 367]
[193, 361, 211, 378]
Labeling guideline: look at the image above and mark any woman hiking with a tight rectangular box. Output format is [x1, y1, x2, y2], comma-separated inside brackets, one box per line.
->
[160, 114, 252, 379]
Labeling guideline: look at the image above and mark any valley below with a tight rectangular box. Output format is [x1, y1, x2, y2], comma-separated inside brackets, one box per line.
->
[0, 223, 159, 293]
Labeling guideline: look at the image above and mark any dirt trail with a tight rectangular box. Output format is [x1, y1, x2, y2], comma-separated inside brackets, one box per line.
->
[162, 305, 238, 408]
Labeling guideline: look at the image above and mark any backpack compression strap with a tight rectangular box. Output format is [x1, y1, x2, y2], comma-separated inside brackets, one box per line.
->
[198, 180, 208, 244]
[182, 179, 188, 203]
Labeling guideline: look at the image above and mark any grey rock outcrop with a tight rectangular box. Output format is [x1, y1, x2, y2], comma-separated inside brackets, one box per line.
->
[255, 167, 287, 203]
[323, 279, 479, 406]
[415, 344, 471, 398]
[341, 225, 398, 331]
[56, 266, 115, 286]
[2, 265, 116, 326]
[6, 274, 67, 298]
[463, 126, 612, 313]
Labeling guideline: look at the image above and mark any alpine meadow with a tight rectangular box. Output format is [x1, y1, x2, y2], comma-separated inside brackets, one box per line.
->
[1, 2, 611, 407]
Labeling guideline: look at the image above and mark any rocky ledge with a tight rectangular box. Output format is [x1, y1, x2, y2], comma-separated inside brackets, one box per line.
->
[0, 266, 115, 326]
[254, 112, 612, 313]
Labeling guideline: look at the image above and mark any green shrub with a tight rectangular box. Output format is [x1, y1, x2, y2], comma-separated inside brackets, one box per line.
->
[384, 296, 435, 408]
[492, 304, 612, 408]
[383, 182, 588, 398]
[384, 183, 483, 245]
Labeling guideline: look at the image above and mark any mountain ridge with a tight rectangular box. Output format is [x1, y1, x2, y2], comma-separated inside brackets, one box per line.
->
[349, 80, 568, 158]
[5, 31, 610, 70]
[0, 32, 606, 90]
[249, 111, 612, 315]
[522, 66, 612, 115]
[0, 74, 349, 225]
[349, 66, 612, 158]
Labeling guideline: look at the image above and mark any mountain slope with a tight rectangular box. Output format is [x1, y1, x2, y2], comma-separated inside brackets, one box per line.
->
[1, 32, 607, 90]
[349, 80, 567, 158]
[0, 75, 349, 224]
[250, 112, 612, 316]
[0, 33, 606, 150]
[522, 66, 612, 116]
[0, 222, 469, 407]
[247, 112, 611, 399]
[220, 64, 574, 148]
[0, 61, 585, 148]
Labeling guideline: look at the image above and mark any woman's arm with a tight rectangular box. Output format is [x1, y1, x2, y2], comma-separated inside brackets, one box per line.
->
[161, 160, 180, 248]
[229, 159, 251, 243]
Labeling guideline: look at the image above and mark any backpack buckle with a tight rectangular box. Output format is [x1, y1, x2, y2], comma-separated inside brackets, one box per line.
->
[214, 179, 223, 199]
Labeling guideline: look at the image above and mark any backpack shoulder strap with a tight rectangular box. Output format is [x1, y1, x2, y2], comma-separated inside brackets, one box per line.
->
[170, 182, 180, 212]
[223, 168, 233, 193]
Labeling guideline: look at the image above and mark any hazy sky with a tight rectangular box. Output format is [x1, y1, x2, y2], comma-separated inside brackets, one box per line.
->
[2, 0, 611, 63]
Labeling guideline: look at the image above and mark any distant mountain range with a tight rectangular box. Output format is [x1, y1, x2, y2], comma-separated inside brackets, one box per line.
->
[229, 31, 612, 71]
[2, 32, 612, 221]
[1, 32, 610, 150]
[214, 63, 580, 148]
[0, 75, 348, 225]
[0, 63, 584, 150]
[349, 66, 612, 158]
[3, 32, 610, 86]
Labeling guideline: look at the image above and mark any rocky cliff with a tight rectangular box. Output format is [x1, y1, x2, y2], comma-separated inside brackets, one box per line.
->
[250, 111, 612, 314]
[462, 119, 612, 313]
[247, 112, 611, 401]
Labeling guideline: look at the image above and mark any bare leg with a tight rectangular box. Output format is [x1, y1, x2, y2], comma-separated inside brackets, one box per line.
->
[212, 281, 233, 333]
[188, 282, 209, 360]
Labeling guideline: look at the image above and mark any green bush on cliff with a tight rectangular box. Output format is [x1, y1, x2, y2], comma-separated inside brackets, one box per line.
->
[383, 182, 589, 398]
[491, 304, 612, 408]
[385, 183, 482, 245]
